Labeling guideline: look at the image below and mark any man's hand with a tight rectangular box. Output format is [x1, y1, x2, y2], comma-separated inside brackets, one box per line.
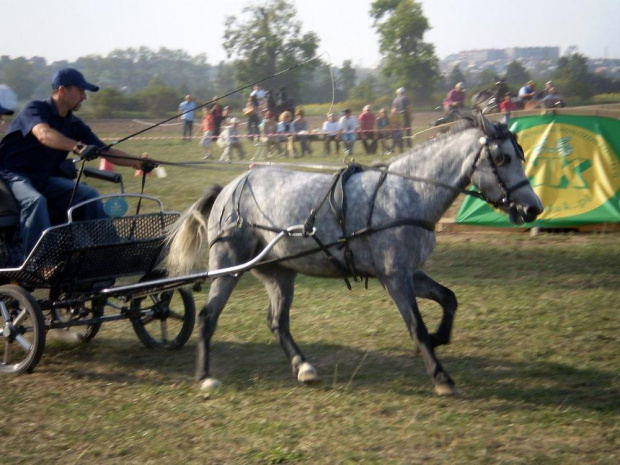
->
[141, 160, 157, 173]
[79, 145, 100, 161]
[139, 152, 157, 173]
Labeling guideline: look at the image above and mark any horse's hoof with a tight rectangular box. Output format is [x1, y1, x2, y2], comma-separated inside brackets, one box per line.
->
[434, 382, 458, 397]
[297, 362, 320, 384]
[200, 378, 222, 392]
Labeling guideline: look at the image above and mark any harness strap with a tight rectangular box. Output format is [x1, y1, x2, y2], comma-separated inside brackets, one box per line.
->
[231, 217, 435, 285]
[366, 169, 388, 228]
[309, 234, 353, 290]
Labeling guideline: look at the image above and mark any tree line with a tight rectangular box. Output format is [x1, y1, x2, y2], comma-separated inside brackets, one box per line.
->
[1, 0, 617, 118]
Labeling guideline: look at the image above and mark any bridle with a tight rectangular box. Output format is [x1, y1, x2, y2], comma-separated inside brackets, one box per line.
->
[467, 119, 531, 211]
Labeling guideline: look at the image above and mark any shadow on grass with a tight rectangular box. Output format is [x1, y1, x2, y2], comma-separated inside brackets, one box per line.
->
[45, 337, 618, 413]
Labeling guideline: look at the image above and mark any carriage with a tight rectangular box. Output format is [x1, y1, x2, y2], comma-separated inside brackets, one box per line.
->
[0, 167, 196, 374]
[2, 112, 544, 396]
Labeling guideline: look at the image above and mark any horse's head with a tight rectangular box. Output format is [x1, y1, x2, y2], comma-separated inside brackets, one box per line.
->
[469, 114, 543, 224]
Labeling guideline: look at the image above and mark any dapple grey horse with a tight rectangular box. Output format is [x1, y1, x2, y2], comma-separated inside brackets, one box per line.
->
[166, 114, 543, 396]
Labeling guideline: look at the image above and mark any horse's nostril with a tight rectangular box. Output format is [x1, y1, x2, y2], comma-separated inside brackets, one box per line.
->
[524, 205, 543, 220]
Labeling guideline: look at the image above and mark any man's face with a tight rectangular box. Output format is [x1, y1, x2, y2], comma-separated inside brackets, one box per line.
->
[62, 85, 87, 111]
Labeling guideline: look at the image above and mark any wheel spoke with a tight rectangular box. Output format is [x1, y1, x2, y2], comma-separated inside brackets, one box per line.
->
[160, 320, 168, 342]
[141, 315, 155, 326]
[0, 302, 10, 321]
[12, 308, 28, 327]
[15, 334, 32, 352]
[167, 309, 185, 321]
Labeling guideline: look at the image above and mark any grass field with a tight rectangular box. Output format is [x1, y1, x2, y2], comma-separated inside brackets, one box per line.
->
[0, 128, 618, 464]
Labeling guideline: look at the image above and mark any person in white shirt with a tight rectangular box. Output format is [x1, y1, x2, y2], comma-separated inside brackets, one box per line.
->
[178, 95, 197, 142]
[338, 109, 357, 156]
[322, 113, 339, 156]
[249, 84, 267, 109]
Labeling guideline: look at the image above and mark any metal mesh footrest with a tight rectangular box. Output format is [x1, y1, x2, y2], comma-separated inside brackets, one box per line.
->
[7, 213, 179, 286]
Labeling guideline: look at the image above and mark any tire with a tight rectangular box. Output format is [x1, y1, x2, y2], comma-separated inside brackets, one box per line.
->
[48, 291, 103, 343]
[0, 284, 46, 374]
[131, 271, 196, 350]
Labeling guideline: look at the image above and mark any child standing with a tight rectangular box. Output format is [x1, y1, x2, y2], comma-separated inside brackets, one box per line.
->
[199, 108, 215, 159]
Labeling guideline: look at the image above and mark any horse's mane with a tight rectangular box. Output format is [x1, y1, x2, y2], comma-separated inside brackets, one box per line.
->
[386, 114, 478, 165]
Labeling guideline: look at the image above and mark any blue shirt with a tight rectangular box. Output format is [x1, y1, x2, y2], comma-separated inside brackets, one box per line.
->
[0, 98, 104, 176]
[179, 100, 197, 121]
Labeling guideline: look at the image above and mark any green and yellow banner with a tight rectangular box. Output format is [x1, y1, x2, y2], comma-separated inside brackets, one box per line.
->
[456, 113, 620, 227]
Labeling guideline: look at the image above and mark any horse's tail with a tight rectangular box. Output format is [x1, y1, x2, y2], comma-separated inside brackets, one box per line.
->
[166, 185, 223, 276]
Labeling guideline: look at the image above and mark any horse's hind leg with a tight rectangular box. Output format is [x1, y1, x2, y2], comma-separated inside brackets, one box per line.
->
[413, 270, 458, 349]
[196, 275, 240, 391]
[251, 266, 319, 384]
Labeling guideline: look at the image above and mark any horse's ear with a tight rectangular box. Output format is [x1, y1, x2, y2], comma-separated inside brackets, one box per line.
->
[476, 111, 495, 135]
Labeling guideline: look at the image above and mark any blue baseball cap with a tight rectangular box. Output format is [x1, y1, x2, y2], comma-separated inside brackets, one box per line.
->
[0, 104, 14, 115]
[51, 68, 99, 92]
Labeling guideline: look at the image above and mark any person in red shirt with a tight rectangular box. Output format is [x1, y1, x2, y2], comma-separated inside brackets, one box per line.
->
[358, 105, 377, 155]
[199, 108, 216, 159]
[443, 82, 466, 114]
[499, 92, 517, 124]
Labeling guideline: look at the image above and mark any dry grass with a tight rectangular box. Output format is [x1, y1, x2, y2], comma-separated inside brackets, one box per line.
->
[0, 133, 618, 464]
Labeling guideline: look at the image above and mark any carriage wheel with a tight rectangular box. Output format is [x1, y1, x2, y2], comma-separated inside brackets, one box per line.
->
[0, 285, 46, 374]
[131, 271, 196, 350]
[48, 291, 104, 343]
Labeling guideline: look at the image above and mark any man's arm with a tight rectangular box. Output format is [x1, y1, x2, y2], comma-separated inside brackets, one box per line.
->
[31, 123, 82, 153]
[102, 148, 149, 169]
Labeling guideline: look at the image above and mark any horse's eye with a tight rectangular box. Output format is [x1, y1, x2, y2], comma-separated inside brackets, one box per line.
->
[489, 143, 508, 166]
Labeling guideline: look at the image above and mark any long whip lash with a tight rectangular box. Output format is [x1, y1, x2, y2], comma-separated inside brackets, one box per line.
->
[101, 52, 326, 154]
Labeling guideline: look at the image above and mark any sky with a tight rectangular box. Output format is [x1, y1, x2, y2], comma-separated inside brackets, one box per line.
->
[2, 0, 619, 68]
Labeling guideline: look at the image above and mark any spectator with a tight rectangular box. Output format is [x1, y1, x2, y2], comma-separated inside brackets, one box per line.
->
[338, 108, 357, 156]
[291, 108, 311, 157]
[443, 82, 466, 114]
[178, 94, 197, 142]
[221, 105, 231, 122]
[250, 84, 267, 110]
[358, 105, 377, 155]
[265, 89, 278, 118]
[543, 81, 554, 97]
[199, 107, 215, 159]
[217, 117, 245, 161]
[276, 111, 295, 158]
[543, 87, 565, 109]
[390, 107, 404, 154]
[518, 80, 537, 105]
[258, 111, 282, 158]
[244, 94, 261, 142]
[321, 113, 340, 156]
[391, 87, 413, 148]
[0, 67, 150, 261]
[499, 93, 517, 124]
[209, 97, 224, 139]
[376, 108, 391, 155]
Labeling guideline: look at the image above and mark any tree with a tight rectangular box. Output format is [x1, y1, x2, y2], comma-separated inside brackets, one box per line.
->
[505, 60, 531, 87]
[3, 57, 36, 100]
[370, 0, 439, 105]
[349, 75, 379, 102]
[135, 77, 181, 115]
[337, 60, 357, 101]
[553, 52, 594, 100]
[223, 0, 320, 104]
[447, 65, 466, 88]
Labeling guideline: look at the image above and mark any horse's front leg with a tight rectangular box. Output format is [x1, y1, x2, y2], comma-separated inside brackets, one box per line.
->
[383, 274, 457, 396]
[196, 275, 239, 391]
[413, 270, 458, 349]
